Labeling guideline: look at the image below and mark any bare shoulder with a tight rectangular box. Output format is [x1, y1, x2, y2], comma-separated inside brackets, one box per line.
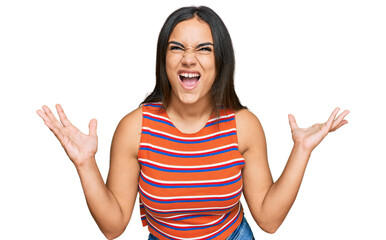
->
[235, 108, 262, 125]
[235, 108, 265, 138]
[117, 107, 142, 131]
[235, 108, 266, 154]
[112, 107, 143, 158]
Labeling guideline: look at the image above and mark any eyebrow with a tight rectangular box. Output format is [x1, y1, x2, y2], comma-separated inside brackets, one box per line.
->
[196, 42, 214, 48]
[168, 41, 214, 49]
[168, 41, 185, 48]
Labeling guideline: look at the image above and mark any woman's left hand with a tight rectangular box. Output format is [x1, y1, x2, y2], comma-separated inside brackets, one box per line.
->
[288, 107, 350, 152]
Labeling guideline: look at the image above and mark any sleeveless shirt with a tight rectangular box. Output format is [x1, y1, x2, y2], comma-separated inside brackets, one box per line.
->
[138, 103, 245, 240]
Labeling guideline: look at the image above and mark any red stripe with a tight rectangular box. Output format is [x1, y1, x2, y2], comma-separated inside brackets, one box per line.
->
[143, 145, 237, 156]
[206, 114, 235, 124]
[150, 214, 226, 230]
[143, 113, 173, 124]
[138, 159, 244, 171]
[141, 187, 242, 202]
[145, 129, 237, 142]
[141, 172, 240, 187]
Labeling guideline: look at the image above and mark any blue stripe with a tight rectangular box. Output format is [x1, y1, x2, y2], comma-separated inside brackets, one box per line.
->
[139, 188, 242, 204]
[143, 130, 236, 144]
[139, 162, 245, 173]
[205, 117, 235, 128]
[147, 224, 175, 240]
[146, 211, 241, 240]
[143, 116, 174, 127]
[147, 211, 230, 231]
[140, 174, 242, 189]
[144, 104, 165, 109]
[142, 204, 235, 215]
[207, 210, 241, 240]
[140, 147, 239, 158]
[170, 214, 213, 221]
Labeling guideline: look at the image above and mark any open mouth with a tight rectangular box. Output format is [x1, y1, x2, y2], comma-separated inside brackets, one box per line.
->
[179, 72, 201, 89]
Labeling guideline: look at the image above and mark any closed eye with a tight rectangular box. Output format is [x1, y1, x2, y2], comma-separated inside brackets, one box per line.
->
[170, 45, 184, 51]
[198, 47, 212, 52]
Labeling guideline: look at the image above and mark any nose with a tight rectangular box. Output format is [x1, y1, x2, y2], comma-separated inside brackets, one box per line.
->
[181, 51, 197, 67]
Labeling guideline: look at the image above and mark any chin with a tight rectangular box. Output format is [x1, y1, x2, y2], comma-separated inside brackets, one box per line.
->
[175, 92, 201, 105]
[171, 89, 210, 106]
[179, 96, 199, 105]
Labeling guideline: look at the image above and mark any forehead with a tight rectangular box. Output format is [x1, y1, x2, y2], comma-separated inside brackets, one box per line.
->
[169, 18, 213, 46]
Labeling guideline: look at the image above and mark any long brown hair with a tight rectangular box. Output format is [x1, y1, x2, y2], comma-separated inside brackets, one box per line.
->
[141, 6, 246, 112]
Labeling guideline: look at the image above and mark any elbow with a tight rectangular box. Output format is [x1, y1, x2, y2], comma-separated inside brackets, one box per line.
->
[103, 230, 123, 240]
[253, 212, 283, 234]
[261, 225, 278, 234]
[99, 215, 129, 239]
[258, 221, 281, 234]
[101, 225, 126, 240]
[103, 234, 115, 240]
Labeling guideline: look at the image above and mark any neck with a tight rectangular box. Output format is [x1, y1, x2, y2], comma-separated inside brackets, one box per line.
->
[167, 96, 213, 122]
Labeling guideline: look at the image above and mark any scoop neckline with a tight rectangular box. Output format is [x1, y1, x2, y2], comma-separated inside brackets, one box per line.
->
[164, 109, 215, 136]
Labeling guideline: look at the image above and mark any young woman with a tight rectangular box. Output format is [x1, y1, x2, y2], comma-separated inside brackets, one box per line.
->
[36, 6, 349, 240]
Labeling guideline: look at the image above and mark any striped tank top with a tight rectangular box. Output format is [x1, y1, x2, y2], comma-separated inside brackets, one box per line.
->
[138, 103, 245, 240]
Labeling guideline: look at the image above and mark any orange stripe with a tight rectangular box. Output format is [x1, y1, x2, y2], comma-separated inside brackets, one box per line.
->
[138, 104, 245, 240]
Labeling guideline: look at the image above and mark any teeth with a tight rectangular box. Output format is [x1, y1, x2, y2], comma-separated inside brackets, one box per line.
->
[180, 73, 200, 78]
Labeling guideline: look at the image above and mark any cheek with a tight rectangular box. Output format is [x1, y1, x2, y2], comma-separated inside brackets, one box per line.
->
[165, 56, 177, 79]
[166, 55, 181, 70]
[198, 56, 216, 72]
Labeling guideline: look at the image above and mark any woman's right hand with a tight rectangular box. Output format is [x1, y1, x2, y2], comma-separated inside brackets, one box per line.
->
[37, 104, 98, 168]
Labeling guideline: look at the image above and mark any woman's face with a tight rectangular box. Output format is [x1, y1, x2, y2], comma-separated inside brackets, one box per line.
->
[166, 17, 216, 106]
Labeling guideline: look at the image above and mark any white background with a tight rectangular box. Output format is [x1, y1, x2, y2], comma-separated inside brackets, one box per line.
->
[1, 0, 385, 239]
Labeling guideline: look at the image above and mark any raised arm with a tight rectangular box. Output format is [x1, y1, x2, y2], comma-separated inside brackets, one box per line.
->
[36, 104, 142, 239]
[236, 108, 349, 233]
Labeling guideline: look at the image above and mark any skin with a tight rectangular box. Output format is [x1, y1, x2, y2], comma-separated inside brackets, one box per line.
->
[166, 17, 216, 133]
[36, 17, 349, 238]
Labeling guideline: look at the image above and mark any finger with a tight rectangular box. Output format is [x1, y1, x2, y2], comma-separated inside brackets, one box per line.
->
[331, 110, 350, 130]
[44, 119, 65, 142]
[56, 104, 72, 127]
[288, 114, 299, 131]
[330, 120, 348, 132]
[37, 108, 61, 128]
[36, 109, 51, 123]
[38, 108, 65, 141]
[42, 105, 62, 127]
[326, 107, 340, 129]
[89, 119, 97, 137]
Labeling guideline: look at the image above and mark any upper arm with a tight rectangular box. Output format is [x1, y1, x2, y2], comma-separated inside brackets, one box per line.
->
[236, 109, 273, 224]
[106, 107, 142, 227]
